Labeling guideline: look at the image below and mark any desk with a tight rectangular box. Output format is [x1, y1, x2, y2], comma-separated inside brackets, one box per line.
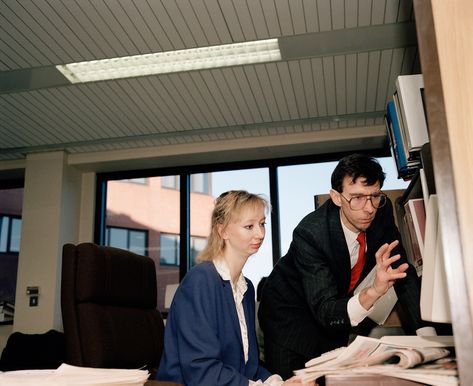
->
[325, 374, 426, 385]
[145, 381, 183, 386]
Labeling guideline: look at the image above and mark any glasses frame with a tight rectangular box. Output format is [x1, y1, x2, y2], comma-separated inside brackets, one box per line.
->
[339, 192, 387, 210]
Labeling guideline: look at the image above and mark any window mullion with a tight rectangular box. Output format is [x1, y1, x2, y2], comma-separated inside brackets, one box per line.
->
[179, 174, 190, 281]
[269, 166, 281, 266]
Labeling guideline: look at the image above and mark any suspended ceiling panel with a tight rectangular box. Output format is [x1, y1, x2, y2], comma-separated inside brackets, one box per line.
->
[0, 0, 420, 163]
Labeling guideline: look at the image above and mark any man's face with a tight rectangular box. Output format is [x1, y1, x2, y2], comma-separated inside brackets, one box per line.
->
[330, 176, 381, 233]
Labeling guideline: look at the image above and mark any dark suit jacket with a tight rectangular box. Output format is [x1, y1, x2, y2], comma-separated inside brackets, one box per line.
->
[157, 261, 271, 386]
[259, 198, 425, 359]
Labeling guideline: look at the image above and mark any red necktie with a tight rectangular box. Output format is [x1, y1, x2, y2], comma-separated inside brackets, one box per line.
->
[349, 232, 366, 292]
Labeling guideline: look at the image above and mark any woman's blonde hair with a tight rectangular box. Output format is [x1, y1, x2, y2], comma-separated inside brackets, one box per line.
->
[197, 190, 269, 262]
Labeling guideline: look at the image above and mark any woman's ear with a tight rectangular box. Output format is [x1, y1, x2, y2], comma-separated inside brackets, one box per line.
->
[218, 224, 228, 240]
[329, 189, 342, 207]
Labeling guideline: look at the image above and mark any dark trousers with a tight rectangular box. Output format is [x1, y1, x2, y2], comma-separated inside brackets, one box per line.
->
[263, 337, 310, 380]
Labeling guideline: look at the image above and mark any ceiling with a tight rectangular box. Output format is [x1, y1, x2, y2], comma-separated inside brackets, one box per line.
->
[0, 0, 420, 169]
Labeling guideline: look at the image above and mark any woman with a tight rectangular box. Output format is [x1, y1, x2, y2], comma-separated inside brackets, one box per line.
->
[157, 190, 311, 386]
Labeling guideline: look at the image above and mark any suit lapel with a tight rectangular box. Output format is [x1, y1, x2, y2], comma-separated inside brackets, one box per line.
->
[365, 216, 384, 261]
[326, 201, 352, 291]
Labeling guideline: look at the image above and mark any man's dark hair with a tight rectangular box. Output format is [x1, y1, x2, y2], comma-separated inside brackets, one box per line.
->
[331, 153, 386, 192]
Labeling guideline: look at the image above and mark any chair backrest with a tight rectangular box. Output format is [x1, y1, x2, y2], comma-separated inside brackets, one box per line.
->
[61, 242, 164, 371]
[0, 330, 65, 371]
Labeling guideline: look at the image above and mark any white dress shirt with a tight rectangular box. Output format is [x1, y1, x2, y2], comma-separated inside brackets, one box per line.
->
[340, 220, 437, 335]
[340, 221, 374, 326]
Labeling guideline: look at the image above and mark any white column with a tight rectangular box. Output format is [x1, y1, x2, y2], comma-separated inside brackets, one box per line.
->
[13, 151, 82, 333]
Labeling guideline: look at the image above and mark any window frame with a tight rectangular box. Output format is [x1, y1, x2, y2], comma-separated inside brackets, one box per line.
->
[95, 149, 390, 281]
[105, 225, 148, 256]
[0, 214, 22, 254]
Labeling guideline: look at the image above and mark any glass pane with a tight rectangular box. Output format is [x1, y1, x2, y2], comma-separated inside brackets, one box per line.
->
[191, 173, 209, 194]
[108, 227, 127, 249]
[0, 217, 8, 252]
[0, 187, 24, 305]
[160, 234, 179, 265]
[161, 175, 178, 189]
[277, 157, 409, 256]
[124, 178, 147, 184]
[129, 229, 146, 255]
[106, 176, 180, 313]
[191, 168, 272, 294]
[190, 236, 206, 267]
[10, 218, 22, 252]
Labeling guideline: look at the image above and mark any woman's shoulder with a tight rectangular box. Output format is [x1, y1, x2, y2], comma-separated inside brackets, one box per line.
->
[181, 261, 219, 286]
[191, 260, 217, 274]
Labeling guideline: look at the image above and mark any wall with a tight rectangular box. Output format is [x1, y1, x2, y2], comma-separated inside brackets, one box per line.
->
[0, 159, 94, 354]
[13, 152, 84, 333]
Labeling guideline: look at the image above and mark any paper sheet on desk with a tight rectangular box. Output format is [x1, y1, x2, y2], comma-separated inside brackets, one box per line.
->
[0, 364, 149, 386]
[295, 335, 457, 386]
[354, 266, 398, 325]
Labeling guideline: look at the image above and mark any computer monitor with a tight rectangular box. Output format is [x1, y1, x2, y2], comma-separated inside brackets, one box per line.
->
[419, 194, 452, 323]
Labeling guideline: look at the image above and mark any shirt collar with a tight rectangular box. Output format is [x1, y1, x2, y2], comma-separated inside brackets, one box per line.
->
[213, 258, 247, 301]
[340, 212, 360, 250]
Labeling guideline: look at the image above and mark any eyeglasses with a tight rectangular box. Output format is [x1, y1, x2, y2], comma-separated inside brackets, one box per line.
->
[339, 192, 387, 210]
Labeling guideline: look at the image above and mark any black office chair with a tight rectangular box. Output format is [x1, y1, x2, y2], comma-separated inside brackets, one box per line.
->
[61, 243, 164, 374]
[0, 329, 65, 371]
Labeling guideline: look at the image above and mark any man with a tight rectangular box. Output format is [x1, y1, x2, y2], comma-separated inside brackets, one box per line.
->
[258, 153, 434, 379]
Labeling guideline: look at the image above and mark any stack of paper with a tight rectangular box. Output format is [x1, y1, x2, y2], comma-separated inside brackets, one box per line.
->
[295, 335, 457, 386]
[0, 364, 149, 386]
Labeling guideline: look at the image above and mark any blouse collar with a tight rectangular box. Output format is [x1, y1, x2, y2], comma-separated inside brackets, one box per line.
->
[213, 258, 248, 302]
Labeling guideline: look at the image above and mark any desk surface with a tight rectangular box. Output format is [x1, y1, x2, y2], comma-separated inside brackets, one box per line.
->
[325, 374, 426, 385]
[146, 374, 425, 386]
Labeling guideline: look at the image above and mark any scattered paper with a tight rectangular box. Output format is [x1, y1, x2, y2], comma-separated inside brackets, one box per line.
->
[0, 364, 149, 386]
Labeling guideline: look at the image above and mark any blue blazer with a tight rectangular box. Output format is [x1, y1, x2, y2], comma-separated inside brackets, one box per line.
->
[157, 261, 271, 386]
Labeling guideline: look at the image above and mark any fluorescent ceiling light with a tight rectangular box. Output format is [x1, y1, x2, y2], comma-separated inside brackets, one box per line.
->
[56, 38, 281, 83]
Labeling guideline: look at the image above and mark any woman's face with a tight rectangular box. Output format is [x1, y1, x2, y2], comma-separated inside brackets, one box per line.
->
[221, 204, 266, 259]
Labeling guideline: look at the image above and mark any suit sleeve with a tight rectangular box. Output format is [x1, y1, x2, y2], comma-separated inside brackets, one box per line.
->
[290, 222, 352, 330]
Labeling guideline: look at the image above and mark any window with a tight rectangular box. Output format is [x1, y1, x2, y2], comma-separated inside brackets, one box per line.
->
[0, 186, 24, 305]
[105, 176, 181, 313]
[160, 233, 180, 266]
[10, 218, 21, 252]
[161, 175, 179, 189]
[106, 226, 148, 256]
[161, 174, 210, 193]
[97, 152, 404, 309]
[192, 168, 272, 288]
[190, 236, 207, 266]
[122, 178, 147, 184]
[0, 215, 22, 253]
[277, 157, 409, 256]
[191, 173, 210, 194]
